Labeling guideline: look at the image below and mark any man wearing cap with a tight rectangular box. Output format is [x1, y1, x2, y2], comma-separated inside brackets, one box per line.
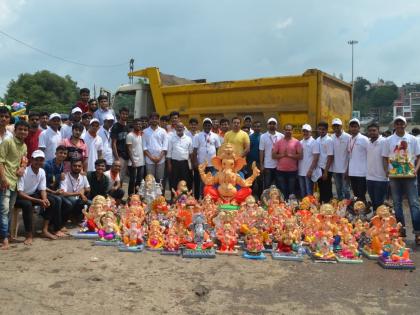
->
[382, 115, 420, 243]
[192, 118, 221, 198]
[98, 112, 115, 169]
[224, 117, 250, 158]
[15, 150, 61, 244]
[93, 95, 116, 126]
[347, 118, 369, 201]
[298, 124, 320, 196]
[272, 123, 302, 199]
[39, 113, 63, 161]
[83, 118, 103, 172]
[316, 121, 334, 203]
[143, 112, 169, 184]
[259, 118, 284, 189]
[60, 107, 83, 140]
[0, 120, 29, 249]
[331, 118, 351, 200]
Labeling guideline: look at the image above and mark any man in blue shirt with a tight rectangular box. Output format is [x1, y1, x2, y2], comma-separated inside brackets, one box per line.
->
[247, 121, 262, 198]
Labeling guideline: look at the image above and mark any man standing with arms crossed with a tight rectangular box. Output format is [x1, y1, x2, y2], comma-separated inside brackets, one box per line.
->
[316, 121, 334, 203]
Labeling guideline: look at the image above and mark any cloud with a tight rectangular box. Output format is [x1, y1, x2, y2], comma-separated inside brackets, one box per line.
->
[275, 17, 293, 30]
[0, 0, 26, 27]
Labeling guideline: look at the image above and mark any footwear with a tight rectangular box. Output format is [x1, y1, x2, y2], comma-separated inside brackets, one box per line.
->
[415, 235, 420, 246]
[399, 227, 407, 238]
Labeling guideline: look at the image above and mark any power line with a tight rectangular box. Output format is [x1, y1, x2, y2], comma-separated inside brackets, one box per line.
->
[0, 29, 127, 68]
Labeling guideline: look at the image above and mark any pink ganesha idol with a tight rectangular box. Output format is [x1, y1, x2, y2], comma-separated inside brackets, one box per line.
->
[199, 143, 260, 204]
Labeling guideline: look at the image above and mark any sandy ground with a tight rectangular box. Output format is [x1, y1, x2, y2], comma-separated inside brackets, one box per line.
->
[0, 226, 419, 315]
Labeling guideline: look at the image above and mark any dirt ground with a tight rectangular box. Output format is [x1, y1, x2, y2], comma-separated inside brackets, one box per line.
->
[0, 229, 419, 315]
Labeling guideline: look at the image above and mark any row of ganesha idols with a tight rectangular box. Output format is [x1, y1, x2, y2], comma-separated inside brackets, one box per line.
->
[78, 174, 413, 267]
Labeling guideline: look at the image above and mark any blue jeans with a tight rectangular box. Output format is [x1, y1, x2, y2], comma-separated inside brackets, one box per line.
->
[389, 178, 420, 234]
[0, 189, 17, 239]
[276, 170, 297, 200]
[333, 173, 350, 200]
[263, 168, 277, 189]
[367, 180, 388, 211]
[298, 176, 313, 197]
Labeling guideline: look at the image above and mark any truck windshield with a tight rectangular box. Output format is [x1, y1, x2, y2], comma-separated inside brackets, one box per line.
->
[113, 91, 135, 117]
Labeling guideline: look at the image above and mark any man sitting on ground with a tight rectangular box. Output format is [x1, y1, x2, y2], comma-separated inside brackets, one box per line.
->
[87, 159, 109, 200]
[104, 160, 125, 205]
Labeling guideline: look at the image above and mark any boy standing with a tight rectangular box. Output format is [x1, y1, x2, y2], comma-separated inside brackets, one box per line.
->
[126, 118, 145, 195]
[0, 107, 13, 145]
[39, 113, 62, 161]
[0, 120, 29, 249]
[83, 119, 103, 172]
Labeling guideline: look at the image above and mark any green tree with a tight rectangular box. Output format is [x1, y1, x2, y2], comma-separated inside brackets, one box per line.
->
[369, 85, 398, 108]
[353, 76, 371, 102]
[4, 70, 79, 113]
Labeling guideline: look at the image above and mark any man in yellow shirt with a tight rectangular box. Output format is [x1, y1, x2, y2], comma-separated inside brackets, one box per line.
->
[224, 117, 250, 157]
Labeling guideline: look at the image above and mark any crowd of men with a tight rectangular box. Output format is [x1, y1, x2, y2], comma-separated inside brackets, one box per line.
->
[0, 87, 419, 249]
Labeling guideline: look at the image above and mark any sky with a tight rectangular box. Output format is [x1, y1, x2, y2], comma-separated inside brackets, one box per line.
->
[1, 0, 420, 97]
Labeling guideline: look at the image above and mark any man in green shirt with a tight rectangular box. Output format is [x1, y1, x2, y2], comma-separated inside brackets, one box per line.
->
[87, 159, 109, 200]
[0, 120, 29, 249]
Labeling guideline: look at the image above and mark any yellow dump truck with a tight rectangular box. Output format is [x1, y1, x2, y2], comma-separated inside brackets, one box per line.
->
[112, 67, 351, 133]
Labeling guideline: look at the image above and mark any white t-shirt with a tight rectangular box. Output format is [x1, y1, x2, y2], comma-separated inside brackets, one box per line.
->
[193, 131, 221, 167]
[83, 132, 103, 172]
[126, 131, 145, 167]
[348, 133, 369, 177]
[316, 135, 333, 170]
[382, 132, 420, 169]
[0, 130, 13, 145]
[167, 133, 193, 161]
[259, 131, 284, 169]
[331, 132, 351, 173]
[104, 170, 120, 191]
[17, 166, 46, 195]
[39, 127, 62, 161]
[143, 126, 169, 165]
[298, 137, 318, 176]
[60, 173, 90, 193]
[367, 136, 388, 182]
[60, 124, 72, 140]
[98, 127, 113, 166]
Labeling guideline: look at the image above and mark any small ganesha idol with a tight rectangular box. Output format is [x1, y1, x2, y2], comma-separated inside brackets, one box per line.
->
[243, 228, 266, 260]
[94, 212, 121, 246]
[216, 223, 238, 255]
[183, 213, 215, 258]
[146, 220, 164, 250]
[119, 216, 144, 252]
[161, 226, 181, 256]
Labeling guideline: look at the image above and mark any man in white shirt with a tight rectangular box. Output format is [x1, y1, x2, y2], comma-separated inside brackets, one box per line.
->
[347, 118, 369, 201]
[83, 118, 103, 172]
[0, 107, 13, 145]
[192, 118, 221, 198]
[39, 113, 62, 161]
[366, 122, 388, 211]
[60, 159, 90, 222]
[167, 122, 193, 194]
[93, 95, 116, 125]
[143, 112, 168, 185]
[298, 124, 320, 197]
[259, 117, 284, 189]
[60, 107, 83, 140]
[126, 118, 145, 195]
[98, 113, 114, 169]
[15, 150, 60, 244]
[316, 121, 334, 203]
[382, 116, 420, 242]
[331, 118, 351, 200]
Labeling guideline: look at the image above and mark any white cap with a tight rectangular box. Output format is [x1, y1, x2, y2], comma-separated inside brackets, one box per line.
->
[393, 115, 407, 124]
[332, 118, 342, 126]
[349, 118, 360, 126]
[49, 113, 61, 120]
[31, 150, 45, 159]
[244, 115, 253, 121]
[71, 107, 83, 114]
[267, 117, 277, 124]
[103, 113, 115, 121]
[302, 124, 312, 131]
[90, 118, 100, 125]
[203, 117, 212, 124]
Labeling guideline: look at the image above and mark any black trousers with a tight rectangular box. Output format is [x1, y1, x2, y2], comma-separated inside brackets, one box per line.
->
[263, 168, 277, 189]
[317, 170, 333, 203]
[193, 168, 201, 200]
[169, 159, 192, 192]
[128, 165, 144, 195]
[349, 176, 367, 201]
[14, 192, 60, 233]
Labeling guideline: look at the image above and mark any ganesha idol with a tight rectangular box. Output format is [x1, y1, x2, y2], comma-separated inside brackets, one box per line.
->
[199, 143, 260, 204]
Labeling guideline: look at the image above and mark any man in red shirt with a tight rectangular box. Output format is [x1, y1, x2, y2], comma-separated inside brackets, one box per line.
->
[75, 88, 90, 113]
[25, 112, 42, 159]
[272, 123, 302, 200]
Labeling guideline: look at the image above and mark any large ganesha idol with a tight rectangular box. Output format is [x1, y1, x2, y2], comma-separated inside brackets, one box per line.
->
[199, 143, 260, 204]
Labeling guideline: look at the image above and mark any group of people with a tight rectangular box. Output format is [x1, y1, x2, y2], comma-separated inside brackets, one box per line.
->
[0, 87, 419, 249]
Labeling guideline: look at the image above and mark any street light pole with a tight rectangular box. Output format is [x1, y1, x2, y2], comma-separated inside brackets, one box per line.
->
[347, 40, 358, 113]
